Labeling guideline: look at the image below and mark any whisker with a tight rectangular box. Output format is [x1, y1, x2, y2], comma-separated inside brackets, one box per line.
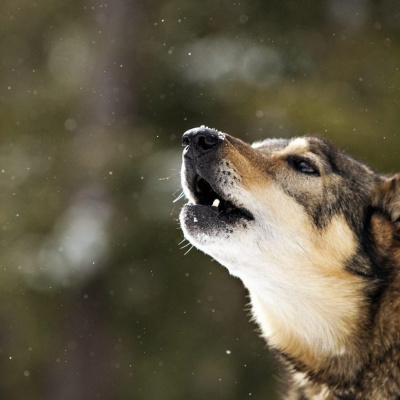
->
[180, 242, 192, 249]
[159, 174, 180, 181]
[178, 238, 187, 245]
[172, 187, 183, 196]
[184, 245, 194, 255]
[173, 191, 185, 203]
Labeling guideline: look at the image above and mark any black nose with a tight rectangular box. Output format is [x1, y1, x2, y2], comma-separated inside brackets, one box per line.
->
[182, 126, 222, 156]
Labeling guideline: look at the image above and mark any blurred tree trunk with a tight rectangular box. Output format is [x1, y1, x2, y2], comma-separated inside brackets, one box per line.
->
[45, 0, 145, 399]
[90, 0, 145, 125]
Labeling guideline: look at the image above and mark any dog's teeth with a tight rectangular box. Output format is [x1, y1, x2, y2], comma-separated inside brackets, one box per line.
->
[212, 199, 220, 208]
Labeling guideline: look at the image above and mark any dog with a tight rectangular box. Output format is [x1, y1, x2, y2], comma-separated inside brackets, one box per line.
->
[179, 126, 400, 400]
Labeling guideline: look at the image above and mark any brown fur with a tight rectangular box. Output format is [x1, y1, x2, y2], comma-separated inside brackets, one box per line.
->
[179, 127, 400, 399]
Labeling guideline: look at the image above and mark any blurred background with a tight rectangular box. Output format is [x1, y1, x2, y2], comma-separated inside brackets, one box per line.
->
[0, 0, 399, 399]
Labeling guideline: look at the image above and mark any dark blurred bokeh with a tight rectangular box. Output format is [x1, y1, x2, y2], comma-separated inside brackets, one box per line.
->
[0, 0, 399, 399]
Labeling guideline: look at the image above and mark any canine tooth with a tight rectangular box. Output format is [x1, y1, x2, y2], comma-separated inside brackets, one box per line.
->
[212, 199, 220, 208]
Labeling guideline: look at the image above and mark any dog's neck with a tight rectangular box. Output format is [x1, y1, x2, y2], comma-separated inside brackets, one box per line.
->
[234, 263, 367, 367]
[205, 213, 370, 367]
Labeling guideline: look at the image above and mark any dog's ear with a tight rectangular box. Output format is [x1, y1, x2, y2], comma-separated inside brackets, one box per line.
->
[373, 174, 400, 227]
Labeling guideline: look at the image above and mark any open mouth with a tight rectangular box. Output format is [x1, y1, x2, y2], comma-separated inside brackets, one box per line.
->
[191, 174, 254, 223]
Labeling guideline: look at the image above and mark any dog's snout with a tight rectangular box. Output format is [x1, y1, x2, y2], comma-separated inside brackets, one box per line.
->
[182, 126, 222, 156]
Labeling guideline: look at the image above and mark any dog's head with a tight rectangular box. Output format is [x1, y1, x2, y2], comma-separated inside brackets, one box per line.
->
[179, 126, 400, 362]
[180, 126, 378, 275]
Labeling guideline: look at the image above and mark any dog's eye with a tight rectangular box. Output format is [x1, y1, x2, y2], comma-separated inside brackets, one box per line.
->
[288, 157, 319, 176]
[297, 160, 315, 174]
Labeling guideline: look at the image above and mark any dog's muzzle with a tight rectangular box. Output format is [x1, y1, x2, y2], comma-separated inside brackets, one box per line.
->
[180, 126, 253, 228]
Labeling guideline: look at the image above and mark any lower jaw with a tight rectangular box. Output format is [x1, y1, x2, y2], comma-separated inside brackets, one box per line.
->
[180, 204, 251, 236]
